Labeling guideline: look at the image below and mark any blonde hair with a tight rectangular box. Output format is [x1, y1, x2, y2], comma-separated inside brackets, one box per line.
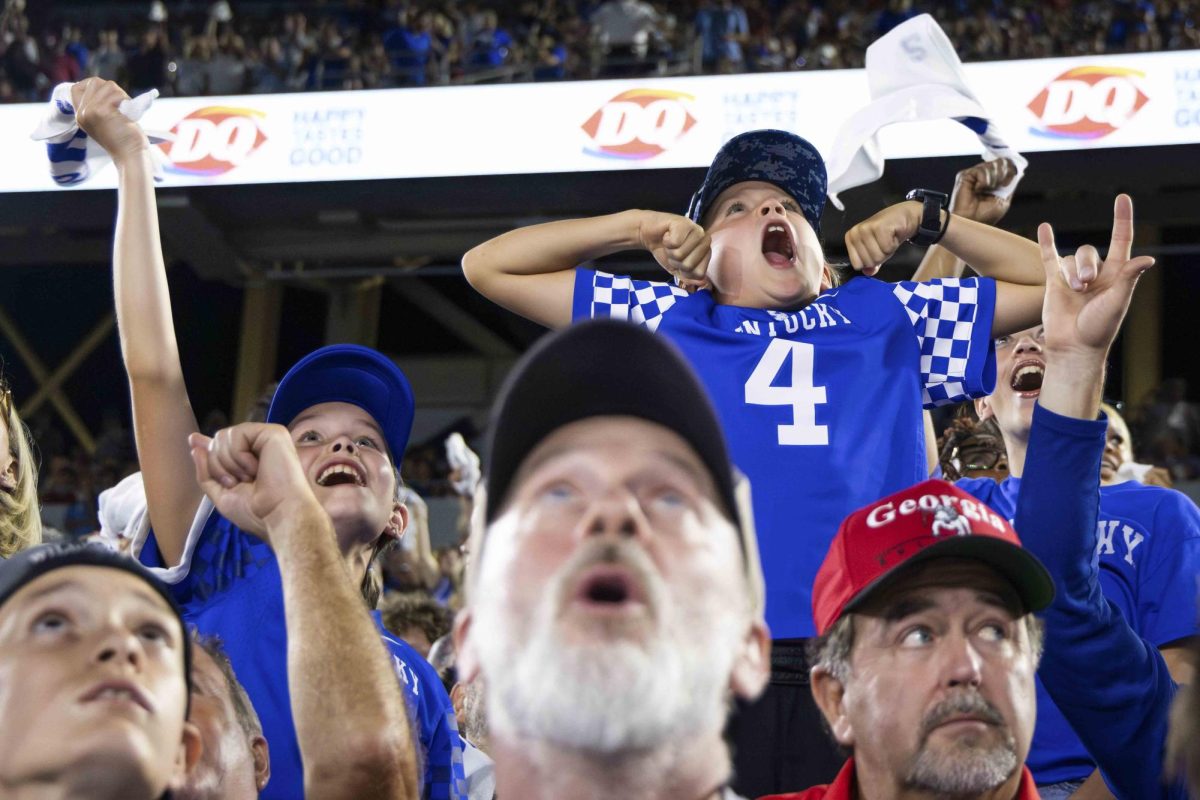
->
[1100, 402, 1135, 463]
[0, 401, 41, 558]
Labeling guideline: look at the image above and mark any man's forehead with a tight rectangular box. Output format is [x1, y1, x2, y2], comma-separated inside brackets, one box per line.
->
[191, 646, 228, 691]
[861, 558, 1023, 618]
[513, 416, 712, 486]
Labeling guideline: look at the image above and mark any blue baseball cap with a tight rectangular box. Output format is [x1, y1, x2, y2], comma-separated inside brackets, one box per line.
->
[685, 129, 828, 234]
[266, 344, 415, 461]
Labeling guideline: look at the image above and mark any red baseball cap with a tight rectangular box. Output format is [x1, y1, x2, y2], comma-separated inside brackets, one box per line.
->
[811, 480, 1055, 635]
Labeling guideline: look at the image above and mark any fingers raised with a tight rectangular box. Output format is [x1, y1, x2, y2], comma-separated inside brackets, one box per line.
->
[1108, 194, 1135, 265]
[1118, 254, 1156, 283]
[1037, 222, 1062, 285]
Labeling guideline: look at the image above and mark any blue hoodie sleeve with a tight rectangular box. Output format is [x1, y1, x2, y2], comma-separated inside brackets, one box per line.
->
[1016, 404, 1183, 800]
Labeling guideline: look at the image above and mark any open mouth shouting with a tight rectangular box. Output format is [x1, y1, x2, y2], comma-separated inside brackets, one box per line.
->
[761, 222, 796, 268]
[315, 459, 367, 488]
[571, 563, 650, 618]
[1009, 359, 1045, 399]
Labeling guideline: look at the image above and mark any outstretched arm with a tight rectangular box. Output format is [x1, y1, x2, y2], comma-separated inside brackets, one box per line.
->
[73, 78, 202, 566]
[461, 209, 710, 329]
[190, 424, 419, 799]
[1015, 195, 1183, 799]
[846, 184, 1044, 337]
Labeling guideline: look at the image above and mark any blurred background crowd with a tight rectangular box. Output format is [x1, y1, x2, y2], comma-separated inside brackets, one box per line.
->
[2, 0, 1198, 102]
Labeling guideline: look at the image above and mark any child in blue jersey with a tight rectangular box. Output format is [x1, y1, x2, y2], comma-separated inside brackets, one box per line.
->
[72, 78, 467, 800]
[956, 314, 1199, 797]
[463, 129, 1052, 794]
[465, 130, 1053, 641]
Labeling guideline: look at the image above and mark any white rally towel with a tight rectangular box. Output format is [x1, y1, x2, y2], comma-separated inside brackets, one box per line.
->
[96, 470, 149, 553]
[825, 14, 1027, 209]
[30, 82, 172, 186]
[445, 432, 481, 496]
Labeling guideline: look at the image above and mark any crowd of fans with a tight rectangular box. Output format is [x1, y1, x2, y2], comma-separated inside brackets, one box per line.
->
[25, 369, 1200, 544]
[2, 0, 1199, 103]
[2, 45, 1200, 800]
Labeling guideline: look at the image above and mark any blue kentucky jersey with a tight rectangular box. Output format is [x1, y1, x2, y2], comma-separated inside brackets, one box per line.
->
[138, 503, 467, 800]
[956, 474, 1200, 785]
[573, 270, 997, 637]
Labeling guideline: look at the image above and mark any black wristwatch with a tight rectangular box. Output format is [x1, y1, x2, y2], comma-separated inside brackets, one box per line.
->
[904, 188, 950, 246]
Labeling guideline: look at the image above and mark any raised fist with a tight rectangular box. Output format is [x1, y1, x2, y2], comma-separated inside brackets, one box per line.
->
[637, 210, 712, 287]
[70, 78, 150, 164]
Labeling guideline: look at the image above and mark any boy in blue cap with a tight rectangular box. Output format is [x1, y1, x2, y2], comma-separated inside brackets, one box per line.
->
[460, 129, 1119, 793]
[72, 77, 467, 800]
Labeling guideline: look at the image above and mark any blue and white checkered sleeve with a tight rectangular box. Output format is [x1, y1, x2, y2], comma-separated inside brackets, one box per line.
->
[891, 277, 998, 408]
[572, 269, 687, 331]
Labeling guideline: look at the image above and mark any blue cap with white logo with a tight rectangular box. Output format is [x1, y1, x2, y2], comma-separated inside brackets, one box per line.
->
[267, 344, 415, 461]
[686, 129, 828, 234]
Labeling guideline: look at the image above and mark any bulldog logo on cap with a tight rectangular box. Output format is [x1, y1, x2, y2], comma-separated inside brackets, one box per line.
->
[928, 504, 972, 538]
[810, 479, 1056, 636]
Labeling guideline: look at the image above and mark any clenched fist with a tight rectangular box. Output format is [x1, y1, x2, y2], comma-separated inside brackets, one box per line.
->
[636, 210, 712, 287]
[70, 78, 150, 165]
[843, 201, 928, 275]
[950, 159, 1019, 226]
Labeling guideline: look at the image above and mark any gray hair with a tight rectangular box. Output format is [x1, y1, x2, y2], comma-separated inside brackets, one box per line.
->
[193, 632, 263, 741]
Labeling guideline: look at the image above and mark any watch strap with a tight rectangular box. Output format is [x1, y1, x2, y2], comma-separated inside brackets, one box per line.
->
[905, 189, 949, 247]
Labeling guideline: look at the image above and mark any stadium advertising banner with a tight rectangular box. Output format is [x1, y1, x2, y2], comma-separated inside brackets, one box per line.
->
[2, 48, 1198, 192]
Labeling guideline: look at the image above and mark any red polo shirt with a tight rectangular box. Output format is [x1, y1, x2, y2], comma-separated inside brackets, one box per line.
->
[759, 758, 1042, 800]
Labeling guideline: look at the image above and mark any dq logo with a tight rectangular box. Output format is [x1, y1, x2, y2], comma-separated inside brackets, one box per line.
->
[158, 107, 268, 176]
[1027, 67, 1149, 140]
[581, 89, 697, 160]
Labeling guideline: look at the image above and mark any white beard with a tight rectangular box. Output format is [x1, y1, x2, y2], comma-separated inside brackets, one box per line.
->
[473, 541, 741, 754]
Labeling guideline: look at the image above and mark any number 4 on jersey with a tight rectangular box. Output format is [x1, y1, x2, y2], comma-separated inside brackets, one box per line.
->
[744, 339, 829, 445]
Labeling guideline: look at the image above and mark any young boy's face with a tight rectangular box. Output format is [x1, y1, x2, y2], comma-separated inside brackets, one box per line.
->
[704, 180, 828, 310]
[0, 566, 196, 795]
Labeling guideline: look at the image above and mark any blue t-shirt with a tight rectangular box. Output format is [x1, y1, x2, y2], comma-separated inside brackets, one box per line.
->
[139, 504, 467, 800]
[573, 270, 997, 637]
[956, 473, 1200, 785]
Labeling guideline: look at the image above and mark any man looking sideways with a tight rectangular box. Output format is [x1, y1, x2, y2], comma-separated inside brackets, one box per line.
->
[765, 479, 1049, 800]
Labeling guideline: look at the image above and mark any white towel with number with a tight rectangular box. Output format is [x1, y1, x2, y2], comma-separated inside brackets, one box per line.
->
[826, 14, 1026, 209]
[30, 82, 172, 186]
